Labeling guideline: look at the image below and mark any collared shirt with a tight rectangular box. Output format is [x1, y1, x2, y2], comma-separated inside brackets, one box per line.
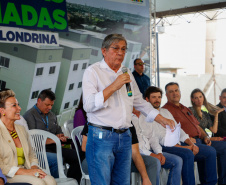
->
[0, 168, 7, 184]
[132, 108, 189, 155]
[163, 102, 201, 138]
[82, 59, 159, 129]
[132, 70, 150, 97]
[23, 105, 62, 135]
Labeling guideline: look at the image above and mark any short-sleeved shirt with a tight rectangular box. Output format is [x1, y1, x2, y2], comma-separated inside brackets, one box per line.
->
[189, 107, 213, 130]
[163, 101, 201, 138]
[81, 123, 138, 145]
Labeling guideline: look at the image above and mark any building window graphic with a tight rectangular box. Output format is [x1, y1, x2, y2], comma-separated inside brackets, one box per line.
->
[73, 99, 78, 106]
[49, 66, 56, 74]
[64, 102, 70, 109]
[0, 80, 6, 90]
[0, 56, 10, 68]
[82, 63, 87, 69]
[78, 82, 82, 88]
[91, 49, 98, 56]
[31, 91, 39, 99]
[69, 83, 74, 90]
[13, 47, 18, 52]
[36, 67, 44, 76]
[73, 64, 78, 71]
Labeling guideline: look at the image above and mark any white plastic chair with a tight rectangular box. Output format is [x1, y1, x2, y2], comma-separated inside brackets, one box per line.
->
[64, 120, 74, 138]
[29, 129, 78, 185]
[71, 126, 90, 185]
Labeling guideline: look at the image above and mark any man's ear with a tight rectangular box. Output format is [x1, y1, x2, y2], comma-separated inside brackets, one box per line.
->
[37, 98, 41, 105]
[101, 48, 106, 58]
[145, 97, 149, 102]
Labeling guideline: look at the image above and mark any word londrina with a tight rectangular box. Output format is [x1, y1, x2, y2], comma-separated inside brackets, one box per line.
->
[0, 30, 57, 44]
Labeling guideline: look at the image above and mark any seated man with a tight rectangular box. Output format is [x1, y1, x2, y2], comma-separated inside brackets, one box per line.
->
[163, 82, 217, 185]
[132, 112, 183, 184]
[0, 168, 31, 185]
[215, 88, 226, 137]
[23, 90, 81, 182]
[138, 86, 200, 185]
[81, 123, 158, 185]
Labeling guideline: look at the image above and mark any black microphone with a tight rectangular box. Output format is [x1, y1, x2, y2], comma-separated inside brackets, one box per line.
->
[122, 67, 132, 97]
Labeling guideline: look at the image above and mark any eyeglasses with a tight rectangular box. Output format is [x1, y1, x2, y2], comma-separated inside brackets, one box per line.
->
[110, 47, 127, 53]
[135, 62, 145, 66]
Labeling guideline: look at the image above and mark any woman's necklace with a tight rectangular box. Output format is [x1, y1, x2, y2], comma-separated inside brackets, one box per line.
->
[7, 128, 18, 139]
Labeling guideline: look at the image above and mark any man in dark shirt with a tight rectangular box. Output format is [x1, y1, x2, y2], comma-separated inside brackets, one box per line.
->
[216, 88, 226, 137]
[23, 89, 81, 182]
[132, 58, 150, 97]
[162, 82, 218, 185]
[80, 123, 159, 185]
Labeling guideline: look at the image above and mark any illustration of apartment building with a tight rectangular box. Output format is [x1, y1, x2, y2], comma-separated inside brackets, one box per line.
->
[0, 43, 63, 115]
[52, 39, 91, 124]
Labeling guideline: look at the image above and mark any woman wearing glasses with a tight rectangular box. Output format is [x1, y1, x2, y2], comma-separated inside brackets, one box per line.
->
[0, 89, 56, 185]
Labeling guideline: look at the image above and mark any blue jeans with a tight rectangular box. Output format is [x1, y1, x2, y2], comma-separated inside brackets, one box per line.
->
[209, 140, 226, 184]
[86, 125, 132, 185]
[161, 152, 182, 185]
[162, 146, 195, 185]
[46, 152, 59, 178]
[181, 139, 217, 185]
[131, 154, 160, 185]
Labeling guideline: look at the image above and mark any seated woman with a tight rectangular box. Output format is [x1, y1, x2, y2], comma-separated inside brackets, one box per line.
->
[73, 95, 87, 129]
[189, 88, 224, 140]
[190, 88, 226, 185]
[0, 89, 56, 185]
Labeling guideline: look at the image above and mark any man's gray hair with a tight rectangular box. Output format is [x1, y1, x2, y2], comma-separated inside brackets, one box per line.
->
[102, 34, 127, 49]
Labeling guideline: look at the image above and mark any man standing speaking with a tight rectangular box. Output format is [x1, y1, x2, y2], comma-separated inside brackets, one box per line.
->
[82, 34, 174, 185]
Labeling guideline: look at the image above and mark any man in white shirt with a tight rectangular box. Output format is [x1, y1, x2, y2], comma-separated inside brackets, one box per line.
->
[82, 34, 175, 185]
[132, 86, 201, 185]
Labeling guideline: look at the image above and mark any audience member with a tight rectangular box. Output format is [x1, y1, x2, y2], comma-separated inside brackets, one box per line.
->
[162, 82, 217, 185]
[82, 34, 174, 185]
[0, 167, 32, 185]
[215, 88, 226, 137]
[132, 58, 150, 97]
[136, 86, 198, 185]
[73, 94, 87, 129]
[133, 111, 182, 185]
[0, 89, 56, 185]
[190, 88, 226, 185]
[15, 116, 59, 178]
[23, 90, 81, 182]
